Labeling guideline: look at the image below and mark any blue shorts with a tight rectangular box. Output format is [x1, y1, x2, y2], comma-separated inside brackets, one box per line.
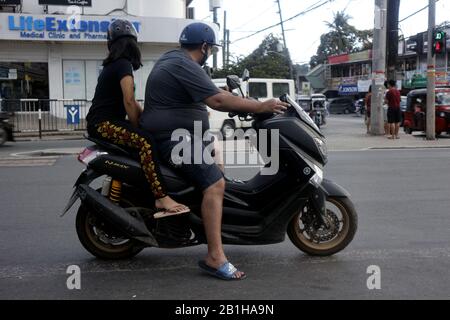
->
[156, 135, 224, 192]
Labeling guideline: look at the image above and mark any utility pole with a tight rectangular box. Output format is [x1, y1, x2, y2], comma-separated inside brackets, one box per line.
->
[223, 10, 227, 68]
[212, 6, 219, 70]
[386, 0, 400, 81]
[226, 29, 230, 67]
[276, 0, 294, 80]
[371, 0, 388, 135]
[426, 0, 436, 140]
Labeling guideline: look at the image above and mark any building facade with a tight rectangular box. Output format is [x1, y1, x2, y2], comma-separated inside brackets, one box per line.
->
[0, 0, 214, 104]
[307, 26, 450, 98]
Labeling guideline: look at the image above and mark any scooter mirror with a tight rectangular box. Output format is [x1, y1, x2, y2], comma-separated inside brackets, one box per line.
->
[242, 69, 250, 82]
[226, 75, 241, 90]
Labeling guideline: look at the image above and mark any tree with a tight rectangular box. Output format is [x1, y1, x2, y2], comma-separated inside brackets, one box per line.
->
[213, 34, 292, 79]
[310, 11, 373, 68]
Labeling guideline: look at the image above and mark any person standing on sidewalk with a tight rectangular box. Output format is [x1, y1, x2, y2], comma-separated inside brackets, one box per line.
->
[385, 80, 401, 139]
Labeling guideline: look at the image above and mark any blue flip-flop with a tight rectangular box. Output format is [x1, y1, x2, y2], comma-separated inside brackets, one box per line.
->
[198, 260, 247, 281]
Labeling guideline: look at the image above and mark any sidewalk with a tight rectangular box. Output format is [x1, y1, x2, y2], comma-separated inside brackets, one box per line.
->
[323, 115, 450, 151]
[13, 131, 85, 142]
[8, 115, 450, 152]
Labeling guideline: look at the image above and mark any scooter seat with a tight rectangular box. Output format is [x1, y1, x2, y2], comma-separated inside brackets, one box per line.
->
[159, 164, 192, 192]
[86, 135, 133, 157]
[86, 135, 193, 193]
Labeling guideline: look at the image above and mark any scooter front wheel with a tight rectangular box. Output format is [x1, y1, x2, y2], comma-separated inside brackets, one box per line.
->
[287, 197, 357, 257]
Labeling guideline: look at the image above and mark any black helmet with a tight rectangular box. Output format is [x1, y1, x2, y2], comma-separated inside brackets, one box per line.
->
[179, 22, 220, 47]
[107, 19, 138, 49]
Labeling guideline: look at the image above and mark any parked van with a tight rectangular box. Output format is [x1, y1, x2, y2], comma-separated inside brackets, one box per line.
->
[208, 78, 296, 139]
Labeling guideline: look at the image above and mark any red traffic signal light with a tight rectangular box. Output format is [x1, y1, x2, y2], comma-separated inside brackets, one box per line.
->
[433, 31, 446, 55]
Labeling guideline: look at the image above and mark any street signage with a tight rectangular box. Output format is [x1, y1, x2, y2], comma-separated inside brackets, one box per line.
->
[4, 14, 141, 42]
[338, 84, 358, 95]
[38, 0, 92, 6]
[65, 105, 80, 125]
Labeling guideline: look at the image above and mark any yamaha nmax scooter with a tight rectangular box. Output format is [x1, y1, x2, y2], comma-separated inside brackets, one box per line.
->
[62, 76, 357, 260]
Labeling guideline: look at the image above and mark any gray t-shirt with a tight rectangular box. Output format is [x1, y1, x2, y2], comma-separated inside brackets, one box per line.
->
[140, 49, 220, 139]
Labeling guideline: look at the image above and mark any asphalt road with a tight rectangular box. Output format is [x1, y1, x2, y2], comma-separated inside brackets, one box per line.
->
[1, 134, 450, 300]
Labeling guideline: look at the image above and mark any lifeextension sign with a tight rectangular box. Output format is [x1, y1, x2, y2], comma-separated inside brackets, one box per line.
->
[1, 14, 141, 42]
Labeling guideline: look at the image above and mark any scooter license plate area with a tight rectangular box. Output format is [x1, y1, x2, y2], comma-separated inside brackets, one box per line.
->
[78, 146, 107, 166]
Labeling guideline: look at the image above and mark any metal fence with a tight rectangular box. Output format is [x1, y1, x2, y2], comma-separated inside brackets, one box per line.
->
[0, 99, 90, 135]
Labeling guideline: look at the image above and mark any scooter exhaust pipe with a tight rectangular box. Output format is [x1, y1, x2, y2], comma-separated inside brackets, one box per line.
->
[77, 184, 158, 247]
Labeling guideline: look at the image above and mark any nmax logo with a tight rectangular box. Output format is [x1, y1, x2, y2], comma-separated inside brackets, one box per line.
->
[8, 16, 141, 33]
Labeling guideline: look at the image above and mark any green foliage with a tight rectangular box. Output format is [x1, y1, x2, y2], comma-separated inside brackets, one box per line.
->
[213, 34, 292, 79]
[310, 11, 373, 68]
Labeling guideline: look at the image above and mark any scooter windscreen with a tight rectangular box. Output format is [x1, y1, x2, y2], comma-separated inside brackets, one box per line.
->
[281, 94, 323, 137]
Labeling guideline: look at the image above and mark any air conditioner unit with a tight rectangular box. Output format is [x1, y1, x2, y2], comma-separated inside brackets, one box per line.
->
[209, 0, 223, 11]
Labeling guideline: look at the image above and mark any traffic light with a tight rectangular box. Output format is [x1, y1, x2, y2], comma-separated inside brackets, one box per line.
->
[433, 30, 447, 55]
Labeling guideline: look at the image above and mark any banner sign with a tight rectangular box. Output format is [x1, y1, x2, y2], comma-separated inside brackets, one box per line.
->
[0, 13, 217, 44]
[338, 84, 358, 95]
[38, 0, 92, 6]
[4, 14, 140, 41]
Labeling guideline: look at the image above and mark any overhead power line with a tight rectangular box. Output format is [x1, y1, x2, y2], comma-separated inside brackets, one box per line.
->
[399, 0, 440, 23]
[233, 0, 334, 43]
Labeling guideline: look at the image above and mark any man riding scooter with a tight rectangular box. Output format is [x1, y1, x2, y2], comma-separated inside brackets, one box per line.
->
[139, 22, 288, 280]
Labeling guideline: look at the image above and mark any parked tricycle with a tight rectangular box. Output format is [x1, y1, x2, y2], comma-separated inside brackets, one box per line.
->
[403, 88, 450, 136]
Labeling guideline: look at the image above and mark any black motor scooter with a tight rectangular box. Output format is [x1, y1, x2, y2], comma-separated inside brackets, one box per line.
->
[309, 100, 327, 128]
[62, 76, 357, 260]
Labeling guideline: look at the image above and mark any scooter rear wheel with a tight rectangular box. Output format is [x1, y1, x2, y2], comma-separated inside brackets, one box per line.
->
[287, 197, 357, 257]
[75, 191, 145, 260]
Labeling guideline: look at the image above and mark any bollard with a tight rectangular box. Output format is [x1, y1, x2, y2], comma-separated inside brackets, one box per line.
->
[38, 107, 42, 140]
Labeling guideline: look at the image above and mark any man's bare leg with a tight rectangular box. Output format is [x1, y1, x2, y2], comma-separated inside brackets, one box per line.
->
[213, 138, 225, 172]
[202, 178, 244, 278]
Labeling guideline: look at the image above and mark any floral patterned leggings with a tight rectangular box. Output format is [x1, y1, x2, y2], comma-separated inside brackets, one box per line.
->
[89, 120, 167, 199]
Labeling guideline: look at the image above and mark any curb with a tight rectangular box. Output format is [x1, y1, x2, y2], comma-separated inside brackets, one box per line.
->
[367, 145, 450, 150]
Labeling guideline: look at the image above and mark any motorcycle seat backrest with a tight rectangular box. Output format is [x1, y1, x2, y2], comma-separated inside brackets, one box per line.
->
[85, 134, 135, 157]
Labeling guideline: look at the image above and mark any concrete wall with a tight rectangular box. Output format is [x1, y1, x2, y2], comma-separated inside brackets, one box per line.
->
[20, 0, 187, 18]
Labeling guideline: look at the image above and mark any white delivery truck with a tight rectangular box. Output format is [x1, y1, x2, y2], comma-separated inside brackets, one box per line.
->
[208, 78, 296, 139]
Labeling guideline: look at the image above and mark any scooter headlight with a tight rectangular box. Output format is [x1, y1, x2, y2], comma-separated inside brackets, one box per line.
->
[309, 162, 324, 187]
[314, 137, 328, 158]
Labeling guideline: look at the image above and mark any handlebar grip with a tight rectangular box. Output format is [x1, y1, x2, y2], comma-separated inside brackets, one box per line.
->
[279, 94, 288, 103]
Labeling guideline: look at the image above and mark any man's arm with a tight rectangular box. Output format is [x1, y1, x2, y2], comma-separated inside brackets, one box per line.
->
[204, 92, 288, 114]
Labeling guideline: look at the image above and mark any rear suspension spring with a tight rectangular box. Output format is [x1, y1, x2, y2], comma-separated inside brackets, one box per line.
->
[109, 180, 122, 204]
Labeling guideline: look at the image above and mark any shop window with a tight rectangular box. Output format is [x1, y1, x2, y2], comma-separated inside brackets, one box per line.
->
[0, 62, 49, 102]
[63, 60, 86, 100]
